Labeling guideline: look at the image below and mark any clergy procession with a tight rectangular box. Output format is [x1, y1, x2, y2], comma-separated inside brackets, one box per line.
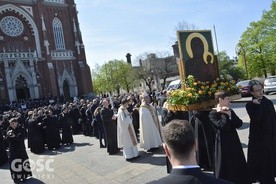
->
[1, 86, 276, 183]
[0, 92, 164, 183]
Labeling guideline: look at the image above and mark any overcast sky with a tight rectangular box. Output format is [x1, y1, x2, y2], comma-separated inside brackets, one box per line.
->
[75, 0, 272, 69]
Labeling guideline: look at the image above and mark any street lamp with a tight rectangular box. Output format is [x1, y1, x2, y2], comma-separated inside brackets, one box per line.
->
[235, 43, 249, 79]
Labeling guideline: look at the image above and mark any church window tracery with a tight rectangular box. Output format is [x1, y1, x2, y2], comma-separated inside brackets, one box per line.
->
[52, 17, 65, 50]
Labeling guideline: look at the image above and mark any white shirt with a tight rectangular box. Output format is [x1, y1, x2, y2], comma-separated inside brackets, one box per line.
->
[173, 165, 200, 169]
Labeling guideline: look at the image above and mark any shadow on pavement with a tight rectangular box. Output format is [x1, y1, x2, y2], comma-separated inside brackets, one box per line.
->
[57, 144, 76, 153]
[34, 142, 93, 155]
[0, 162, 9, 170]
[57, 142, 93, 153]
[25, 177, 45, 184]
[40, 150, 62, 156]
[73, 142, 93, 147]
[130, 154, 166, 166]
[128, 149, 166, 166]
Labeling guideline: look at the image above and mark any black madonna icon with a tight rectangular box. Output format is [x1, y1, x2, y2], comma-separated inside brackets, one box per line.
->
[177, 30, 219, 83]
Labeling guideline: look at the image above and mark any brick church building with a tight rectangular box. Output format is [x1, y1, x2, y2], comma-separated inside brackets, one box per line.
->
[0, 0, 93, 103]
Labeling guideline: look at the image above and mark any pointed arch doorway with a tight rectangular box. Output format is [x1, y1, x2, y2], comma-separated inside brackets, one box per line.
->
[63, 80, 71, 101]
[15, 75, 30, 100]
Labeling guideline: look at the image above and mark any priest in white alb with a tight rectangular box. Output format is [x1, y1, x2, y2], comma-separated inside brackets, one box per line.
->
[117, 98, 139, 161]
[139, 92, 162, 152]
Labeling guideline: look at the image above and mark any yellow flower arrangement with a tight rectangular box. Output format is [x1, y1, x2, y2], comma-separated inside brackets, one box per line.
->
[167, 75, 240, 105]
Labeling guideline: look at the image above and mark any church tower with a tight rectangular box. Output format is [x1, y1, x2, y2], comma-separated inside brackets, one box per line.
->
[0, 0, 93, 102]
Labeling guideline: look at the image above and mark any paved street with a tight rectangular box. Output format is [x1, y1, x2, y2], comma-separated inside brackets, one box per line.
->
[1, 94, 276, 184]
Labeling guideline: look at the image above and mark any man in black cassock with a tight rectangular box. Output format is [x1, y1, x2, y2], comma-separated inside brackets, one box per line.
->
[43, 110, 61, 150]
[100, 98, 119, 155]
[0, 119, 8, 166]
[59, 107, 74, 145]
[6, 118, 32, 183]
[209, 91, 249, 184]
[27, 113, 45, 154]
[69, 104, 80, 135]
[246, 80, 276, 184]
[192, 110, 214, 171]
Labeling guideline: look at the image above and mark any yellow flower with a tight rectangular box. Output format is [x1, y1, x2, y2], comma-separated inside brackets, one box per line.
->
[167, 75, 240, 105]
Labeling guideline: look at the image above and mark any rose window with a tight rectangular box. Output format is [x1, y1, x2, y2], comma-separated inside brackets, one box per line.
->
[0, 16, 24, 37]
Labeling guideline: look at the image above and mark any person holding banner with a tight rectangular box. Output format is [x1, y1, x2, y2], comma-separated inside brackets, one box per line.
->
[246, 80, 276, 184]
[209, 91, 249, 184]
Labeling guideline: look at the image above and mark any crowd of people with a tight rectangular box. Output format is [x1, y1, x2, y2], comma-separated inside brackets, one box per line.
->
[1, 80, 276, 184]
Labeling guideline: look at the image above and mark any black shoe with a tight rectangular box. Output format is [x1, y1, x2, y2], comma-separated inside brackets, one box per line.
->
[126, 155, 140, 161]
[13, 179, 20, 184]
[21, 178, 26, 182]
[126, 157, 135, 161]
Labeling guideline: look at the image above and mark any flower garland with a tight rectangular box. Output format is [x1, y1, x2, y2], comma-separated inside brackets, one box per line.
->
[167, 75, 240, 105]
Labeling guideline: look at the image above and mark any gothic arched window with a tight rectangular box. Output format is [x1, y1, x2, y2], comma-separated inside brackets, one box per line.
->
[52, 17, 65, 50]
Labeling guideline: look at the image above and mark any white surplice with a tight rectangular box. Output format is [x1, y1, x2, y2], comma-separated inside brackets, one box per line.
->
[117, 106, 139, 159]
[139, 103, 162, 150]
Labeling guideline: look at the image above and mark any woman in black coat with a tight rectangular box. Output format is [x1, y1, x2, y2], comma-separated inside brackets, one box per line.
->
[94, 107, 106, 148]
[6, 118, 32, 183]
[209, 91, 249, 184]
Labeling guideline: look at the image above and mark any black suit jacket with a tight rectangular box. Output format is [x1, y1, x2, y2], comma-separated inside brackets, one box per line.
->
[147, 168, 233, 184]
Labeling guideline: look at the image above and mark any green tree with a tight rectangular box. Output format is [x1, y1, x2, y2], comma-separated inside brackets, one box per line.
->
[239, 1, 276, 78]
[92, 60, 137, 95]
[218, 51, 244, 81]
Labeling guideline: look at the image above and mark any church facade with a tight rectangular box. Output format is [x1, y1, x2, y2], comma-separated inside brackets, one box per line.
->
[0, 0, 93, 103]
